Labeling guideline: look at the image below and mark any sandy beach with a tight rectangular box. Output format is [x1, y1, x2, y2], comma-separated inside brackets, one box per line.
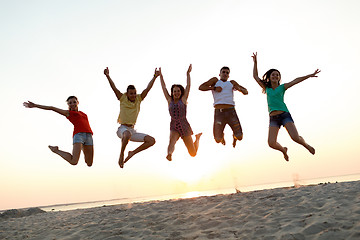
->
[1, 180, 359, 240]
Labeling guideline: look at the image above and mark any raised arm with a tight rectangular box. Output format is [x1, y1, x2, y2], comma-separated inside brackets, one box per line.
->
[230, 80, 248, 95]
[104, 67, 123, 100]
[141, 68, 160, 100]
[284, 69, 321, 90]
[199, 77, 221, 92]
[182, 64, 192, 101]
[23, 101, 69, 117]
[159, 68, 171, 102]
[251, 52, 266, 91]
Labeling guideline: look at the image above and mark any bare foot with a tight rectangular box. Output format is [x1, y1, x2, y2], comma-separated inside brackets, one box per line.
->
[166, 154, 172, 161]
[195, 133, 202, 148]
[306, 145, 315, 155]
[124, 151, 135, 163]
[48, 145, 59, 153]
[283, 147, 289, 161]
[119, 152, 124, 168]
[195, 133, 202, 140]
[220, 138, 226, 145]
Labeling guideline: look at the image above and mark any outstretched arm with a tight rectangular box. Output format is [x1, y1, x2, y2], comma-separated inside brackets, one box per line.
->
[183, 64, 192, 101]
[230, 80, 248, 95]
[141, 68, 160, 100]
[251, 52, 266, 91]
[284, 69, 321, 90]
[199, 77, 221, 92]
[104, 67, 123, 100]
[23, 101, 69, 117]
[159, 68, 171, 102]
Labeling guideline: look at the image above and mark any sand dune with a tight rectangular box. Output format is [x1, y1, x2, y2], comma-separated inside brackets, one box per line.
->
[0, 180, 359, 239]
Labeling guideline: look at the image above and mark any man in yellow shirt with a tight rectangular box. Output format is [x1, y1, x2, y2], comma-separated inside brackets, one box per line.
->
[104, 67, 160, 168]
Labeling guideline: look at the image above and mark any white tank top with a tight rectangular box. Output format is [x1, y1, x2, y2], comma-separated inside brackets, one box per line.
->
[212, 80, 235, 106]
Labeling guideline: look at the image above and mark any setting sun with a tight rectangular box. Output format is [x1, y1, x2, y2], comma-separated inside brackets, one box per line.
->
[168, 157, 210, 184]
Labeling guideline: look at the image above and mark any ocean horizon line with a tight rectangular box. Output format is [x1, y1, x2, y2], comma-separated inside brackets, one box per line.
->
[2, 172, 359, 213]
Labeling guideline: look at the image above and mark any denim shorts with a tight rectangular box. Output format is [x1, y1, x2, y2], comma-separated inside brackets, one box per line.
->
[269, 112, 294, 128]
[73, 132, 94, 145]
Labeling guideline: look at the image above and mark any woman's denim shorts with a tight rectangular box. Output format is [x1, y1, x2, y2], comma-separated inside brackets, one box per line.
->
[269, 112, 294, 128]
[73, 132, 93, 145]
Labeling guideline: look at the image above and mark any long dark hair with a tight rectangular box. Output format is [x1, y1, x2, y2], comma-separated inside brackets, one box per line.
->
[66, 96, 78, 102]
[170, 84, 185, 100]
[261, 69, 281, 93]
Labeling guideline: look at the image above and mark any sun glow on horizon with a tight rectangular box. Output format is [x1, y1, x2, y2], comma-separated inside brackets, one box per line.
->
[169, 159, 209, 184]
[167, 144, 227, 185]
[180, 191, 203, 199]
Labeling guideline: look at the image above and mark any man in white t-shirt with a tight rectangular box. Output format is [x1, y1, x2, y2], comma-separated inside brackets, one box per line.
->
[199, 66, 248, 147]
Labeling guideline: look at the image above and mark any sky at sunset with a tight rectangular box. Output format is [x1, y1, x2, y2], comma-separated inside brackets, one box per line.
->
[1, 0, 360, 210]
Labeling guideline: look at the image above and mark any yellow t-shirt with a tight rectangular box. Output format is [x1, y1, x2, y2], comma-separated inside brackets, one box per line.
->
[117, 94, 142, 124]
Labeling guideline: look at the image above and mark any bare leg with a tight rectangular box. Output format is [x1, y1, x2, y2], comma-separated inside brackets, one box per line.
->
[124, 135, 156, 163]
[194, 133, 202, 153]
[183, 132, 202, 157]
[167, 131, 180, 161]
[268, 127, 289, 161]
[83, 145, 94, 167]
[48, 143, 82, 165]
[284, 122, 315, 155]
[119, 130, 131, 168]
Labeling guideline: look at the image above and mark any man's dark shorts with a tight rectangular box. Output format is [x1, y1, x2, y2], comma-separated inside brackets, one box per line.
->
[213, 107, 243, 142]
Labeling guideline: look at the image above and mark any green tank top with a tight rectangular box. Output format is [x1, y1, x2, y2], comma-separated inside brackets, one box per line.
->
[265, 84, 289, 113]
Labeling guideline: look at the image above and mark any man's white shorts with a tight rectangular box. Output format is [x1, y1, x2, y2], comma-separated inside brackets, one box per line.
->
[116, 125, 147, 142]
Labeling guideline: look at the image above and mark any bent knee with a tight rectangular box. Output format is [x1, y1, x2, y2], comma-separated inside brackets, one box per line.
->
[146, 136, 156, 146]
[85, 159, 93, 167]
[235, 133, 243, 141]
[268, 140, 276, 148]
[290, 136, 302, 143]
[70, 160, 79, 166]
[70, 156, 80, 165]
[188, 149, 197, 157]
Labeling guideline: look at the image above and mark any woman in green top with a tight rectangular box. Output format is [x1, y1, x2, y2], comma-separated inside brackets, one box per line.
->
[252, 52, 320, 161]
